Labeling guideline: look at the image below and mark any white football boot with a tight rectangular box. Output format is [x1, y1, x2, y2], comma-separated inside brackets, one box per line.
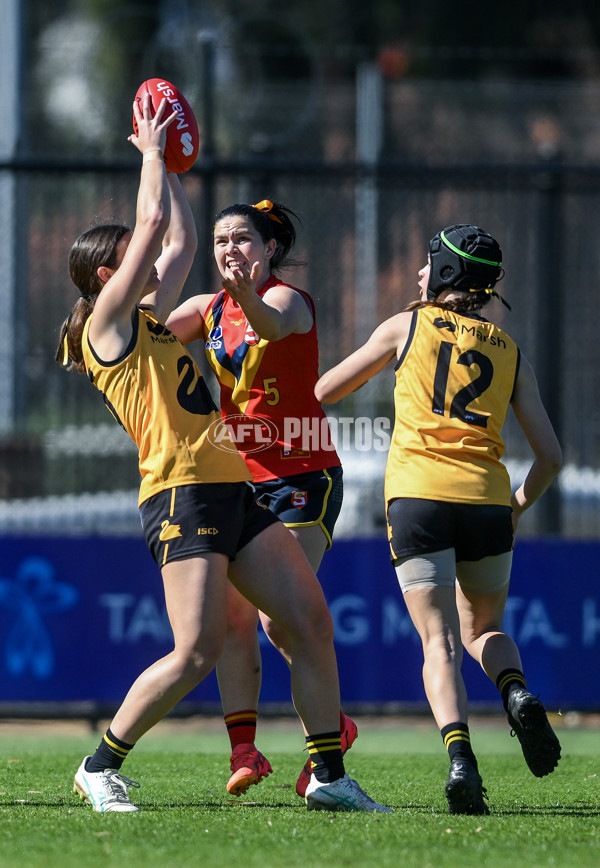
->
[305, 773, 393, 813]
[73, 756, 140, 812]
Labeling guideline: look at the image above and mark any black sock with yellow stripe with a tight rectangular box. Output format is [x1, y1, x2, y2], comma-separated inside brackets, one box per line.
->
[85, 728, 134, 773]
[496, 668, 528, 712]
[305, 731, 344, 783]
[441, 722, 478, 771]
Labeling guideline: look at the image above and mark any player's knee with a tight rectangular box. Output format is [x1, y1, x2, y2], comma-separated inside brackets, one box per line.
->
[302, 603, 335, 647]
[174, 643, 221, 688]
[226, 608, 260, 637]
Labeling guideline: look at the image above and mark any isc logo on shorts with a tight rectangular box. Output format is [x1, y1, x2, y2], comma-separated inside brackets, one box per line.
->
[197, 527, 219, 535]
[291, 490, 307, 509]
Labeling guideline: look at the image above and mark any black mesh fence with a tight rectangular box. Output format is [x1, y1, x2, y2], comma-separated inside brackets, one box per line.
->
[1, 76, 599, 538]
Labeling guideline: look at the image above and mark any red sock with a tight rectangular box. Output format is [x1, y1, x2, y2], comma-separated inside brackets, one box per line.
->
[224, 709, 258, 749]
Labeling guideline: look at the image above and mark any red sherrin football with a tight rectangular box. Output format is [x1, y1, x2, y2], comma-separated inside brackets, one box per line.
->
[133, 79, 199, 174]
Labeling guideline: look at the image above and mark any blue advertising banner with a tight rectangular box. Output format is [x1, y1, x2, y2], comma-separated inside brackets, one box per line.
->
[0, 535, 597, 710]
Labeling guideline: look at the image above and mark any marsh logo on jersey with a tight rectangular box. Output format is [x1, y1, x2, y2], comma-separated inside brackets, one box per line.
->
[205, 326, 223, 350]
[147, 320, 178, 344]
[433, 317, 456, 332]
[291, 490, 307, 509]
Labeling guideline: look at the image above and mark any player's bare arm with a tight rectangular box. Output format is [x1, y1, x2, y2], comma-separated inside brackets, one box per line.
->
[510, 351, 563, 526]
[142, 174, 198, 324]
[315, 312, 412, 403]
[89, 95, 177, 361]
[165, 293, 214, 344]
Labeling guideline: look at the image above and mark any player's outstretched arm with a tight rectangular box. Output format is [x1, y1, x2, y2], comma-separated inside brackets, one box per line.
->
[510, 352, 563, 529]
[315, 312, 411, 403]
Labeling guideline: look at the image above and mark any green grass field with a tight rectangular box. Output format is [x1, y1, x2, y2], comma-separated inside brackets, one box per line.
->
[0, 717, 598, 868]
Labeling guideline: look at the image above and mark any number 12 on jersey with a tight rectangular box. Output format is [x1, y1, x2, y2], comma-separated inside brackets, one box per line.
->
[431, 341, 493, 428]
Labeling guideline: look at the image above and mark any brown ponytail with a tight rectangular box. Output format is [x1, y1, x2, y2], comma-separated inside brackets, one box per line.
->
[404, 292, 493, 315]
[56, 223, 130, 374]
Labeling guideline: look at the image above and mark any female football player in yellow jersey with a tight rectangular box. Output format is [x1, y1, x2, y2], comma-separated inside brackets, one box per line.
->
[56, 94, 390, 815]
[166, 200, 355, 800]
[316, 224, 563, 815]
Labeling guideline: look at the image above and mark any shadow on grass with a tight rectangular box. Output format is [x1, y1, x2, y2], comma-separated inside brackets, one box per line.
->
[4, 796, 599, 818]
[490, 805, 600, 817]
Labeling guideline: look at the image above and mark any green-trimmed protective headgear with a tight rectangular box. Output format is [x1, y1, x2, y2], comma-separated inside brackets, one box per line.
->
[427, 224, 503, 301]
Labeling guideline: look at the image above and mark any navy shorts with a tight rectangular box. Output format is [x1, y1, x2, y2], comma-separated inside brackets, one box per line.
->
[140, 481, 280, 567]
[387, 497, 513, 564]
[253, 466, 343, 550]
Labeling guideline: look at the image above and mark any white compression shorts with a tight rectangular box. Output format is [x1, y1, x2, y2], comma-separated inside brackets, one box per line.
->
[394, 548, 513, 594]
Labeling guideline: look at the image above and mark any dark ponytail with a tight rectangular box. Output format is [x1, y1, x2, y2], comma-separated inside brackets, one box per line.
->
[56, 223, 130, 374]
[404, 292, 494, 315]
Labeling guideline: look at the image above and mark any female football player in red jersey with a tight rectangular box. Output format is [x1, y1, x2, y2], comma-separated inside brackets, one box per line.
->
[56, 96, 389, 815]
[315, 224, 563, 815]
[166, 200, 356, 799]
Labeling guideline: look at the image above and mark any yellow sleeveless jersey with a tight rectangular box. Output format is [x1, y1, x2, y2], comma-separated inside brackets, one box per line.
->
[82, 307, 251, 506]
[384, 305, 520, 507]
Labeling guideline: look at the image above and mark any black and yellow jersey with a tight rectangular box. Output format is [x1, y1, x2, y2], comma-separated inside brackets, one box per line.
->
[82, 307, 251, 506]
[385, 305, 520, 507]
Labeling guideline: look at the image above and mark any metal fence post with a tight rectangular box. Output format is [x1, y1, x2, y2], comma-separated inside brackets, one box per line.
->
[535, 151, 564, 535]
[198, 32, 216, 296]
[354, 62, 383, 420]
[0, 0, 23, 434]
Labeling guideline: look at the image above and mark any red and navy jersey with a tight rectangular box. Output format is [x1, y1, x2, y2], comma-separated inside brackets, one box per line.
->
[202, 275, 341, 481]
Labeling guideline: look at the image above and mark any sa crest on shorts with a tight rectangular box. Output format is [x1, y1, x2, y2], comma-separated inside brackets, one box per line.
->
[291, 490, 308, 509]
